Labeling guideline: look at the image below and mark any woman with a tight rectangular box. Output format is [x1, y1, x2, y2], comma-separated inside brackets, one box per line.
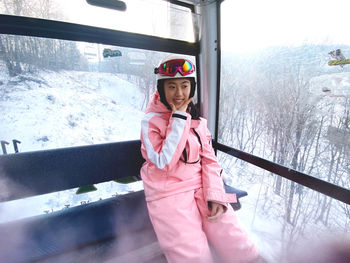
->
[140, 56, 264, 263]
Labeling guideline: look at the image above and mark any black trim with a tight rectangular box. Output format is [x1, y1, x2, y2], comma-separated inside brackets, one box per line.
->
[169, 0, 195, 13]
[192, 128, 203, 152]
[195, 55, 201, 113]
[180, 147, 200, 164]
[172, 113, 187, 120]
[213, 141, 350, 205]
[214, 0, 222, 146]
[181, 128, 203, 164]
[182, 159, 200, 164]
[0, 14, 199, 55]
[182, 148, 188, 163]
[86, 0, 127, 11]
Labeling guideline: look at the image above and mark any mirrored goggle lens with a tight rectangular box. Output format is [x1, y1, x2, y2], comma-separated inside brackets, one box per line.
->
[158, 59, 194, 76]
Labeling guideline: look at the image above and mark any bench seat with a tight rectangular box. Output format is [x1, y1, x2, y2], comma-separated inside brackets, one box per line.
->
[0, 140, 247, 262]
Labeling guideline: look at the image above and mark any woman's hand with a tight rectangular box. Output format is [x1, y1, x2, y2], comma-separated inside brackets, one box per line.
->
[169, 98, 193, 112]
[207, 201, 225, 222]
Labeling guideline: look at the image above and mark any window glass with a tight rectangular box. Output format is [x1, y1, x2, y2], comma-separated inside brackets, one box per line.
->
[220, 0, 350, 261]
[0, 0, 197, 42]
[0, 35, 161, 153]
[0, 33, 196, 221]
[219, 0, 350, 188]
[218, 151, 350, 263]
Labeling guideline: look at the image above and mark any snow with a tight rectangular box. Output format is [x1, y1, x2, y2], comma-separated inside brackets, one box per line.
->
[0, 69, 144, 153]
[0, 66, 145, 222]
[309, 71, 350, 98]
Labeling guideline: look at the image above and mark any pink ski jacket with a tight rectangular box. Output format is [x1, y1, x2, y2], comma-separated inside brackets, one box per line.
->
[140, 91, 237, 206]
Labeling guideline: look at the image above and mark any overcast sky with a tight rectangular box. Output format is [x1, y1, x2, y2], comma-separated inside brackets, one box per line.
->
[221, 0, 350, 53]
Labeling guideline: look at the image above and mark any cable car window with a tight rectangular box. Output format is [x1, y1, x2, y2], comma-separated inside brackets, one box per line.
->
[0, 0, 197, 42]
[0, 34, 185, 153]
[0, 32, 196, 221]
[219, 0, 350, 261]
[219, 0, 350, 189]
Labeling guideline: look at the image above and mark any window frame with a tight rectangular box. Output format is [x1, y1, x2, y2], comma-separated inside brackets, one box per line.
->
[216, 2, 350, 205]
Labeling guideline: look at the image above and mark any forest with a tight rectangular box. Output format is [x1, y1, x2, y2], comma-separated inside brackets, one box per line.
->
[218, 46, 350, 260]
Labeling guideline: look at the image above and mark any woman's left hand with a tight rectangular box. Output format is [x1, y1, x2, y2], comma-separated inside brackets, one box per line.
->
[207, 202, 225, 222]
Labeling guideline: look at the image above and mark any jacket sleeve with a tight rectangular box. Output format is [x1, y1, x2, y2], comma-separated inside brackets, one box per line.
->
[141, 110, 191, 172]
[201, 124, 237, 206]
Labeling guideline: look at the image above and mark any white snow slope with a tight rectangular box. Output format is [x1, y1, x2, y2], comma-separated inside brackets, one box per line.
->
[0, 65, 146, 222]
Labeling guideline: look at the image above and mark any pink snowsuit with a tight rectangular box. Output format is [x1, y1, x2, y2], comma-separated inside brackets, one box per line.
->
[140, 91, 259, 263]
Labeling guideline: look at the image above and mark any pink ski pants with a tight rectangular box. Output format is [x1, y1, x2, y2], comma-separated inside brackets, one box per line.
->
[147, 188, 259, 263]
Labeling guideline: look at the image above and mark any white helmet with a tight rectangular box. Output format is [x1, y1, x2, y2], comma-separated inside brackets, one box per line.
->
[155, 55, 196, 80]
[155, 55, 197, 99]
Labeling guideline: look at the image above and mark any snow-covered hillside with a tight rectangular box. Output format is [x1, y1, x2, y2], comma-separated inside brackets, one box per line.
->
[0, 66, 146, 222]
[0, 67, 145, 153]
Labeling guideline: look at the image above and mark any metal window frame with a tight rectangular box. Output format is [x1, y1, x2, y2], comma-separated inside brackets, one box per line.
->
[0, 14, 199, 55]
[0, 11, 201, 109]
[214, 142, 350, 205]
[169, 0, 195, 13]
[215, 1, 350, 205]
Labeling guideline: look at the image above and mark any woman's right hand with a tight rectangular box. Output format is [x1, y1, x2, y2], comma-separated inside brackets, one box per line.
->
[169, 98, 193, 112]
[207, 202, 225, 222]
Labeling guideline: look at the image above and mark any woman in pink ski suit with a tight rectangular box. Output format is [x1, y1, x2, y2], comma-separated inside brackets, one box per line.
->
[140, 56, 263, 263]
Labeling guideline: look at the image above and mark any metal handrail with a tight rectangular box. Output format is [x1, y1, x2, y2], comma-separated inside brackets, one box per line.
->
[213, 141, 350, 205]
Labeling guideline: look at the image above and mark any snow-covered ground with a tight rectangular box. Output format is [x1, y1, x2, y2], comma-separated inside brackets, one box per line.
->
[309, 71, 350, 98]
[0, 69, 144, 153]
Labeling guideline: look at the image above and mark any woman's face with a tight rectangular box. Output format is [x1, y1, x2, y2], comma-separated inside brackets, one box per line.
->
[163, 78, 191, 110]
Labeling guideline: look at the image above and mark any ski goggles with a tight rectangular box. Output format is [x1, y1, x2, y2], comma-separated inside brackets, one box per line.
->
[154, 59, 195, 77]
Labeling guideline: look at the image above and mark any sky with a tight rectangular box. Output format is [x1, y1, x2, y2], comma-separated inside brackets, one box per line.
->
[221, 0, 350, 53]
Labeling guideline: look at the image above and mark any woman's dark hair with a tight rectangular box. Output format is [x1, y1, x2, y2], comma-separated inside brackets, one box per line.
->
[157, 78, 200, 120]
[187, 101, 201, 120]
